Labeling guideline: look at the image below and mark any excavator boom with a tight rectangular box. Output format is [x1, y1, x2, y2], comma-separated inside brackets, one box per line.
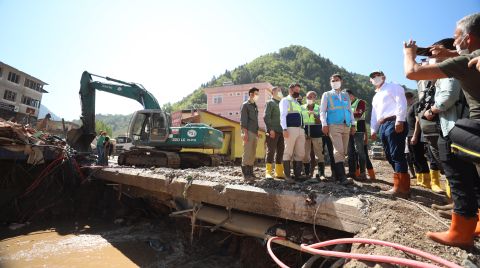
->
[67, 71, 223, 169]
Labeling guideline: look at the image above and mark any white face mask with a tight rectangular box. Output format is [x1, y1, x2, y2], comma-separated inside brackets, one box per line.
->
[455, 34, 469, 55]
[428, 58, 436, 65]
[330, 81, 341, 90]
[253, 95, 259, 102]
[307, 99, 314, 105]
[277, 92, 283, 99]
[371, 76, 383, 86]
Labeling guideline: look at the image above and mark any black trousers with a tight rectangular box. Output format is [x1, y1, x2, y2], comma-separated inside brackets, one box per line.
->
[438, 135, 480, 217]
[364, 144, 373, 170]
[322, 136, 335, 165]
[407, 136, 430, 173]
[424, 135, 442, 171]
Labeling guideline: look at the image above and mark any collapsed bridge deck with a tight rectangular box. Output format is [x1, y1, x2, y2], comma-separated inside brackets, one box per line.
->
[91, 166, 369, 234]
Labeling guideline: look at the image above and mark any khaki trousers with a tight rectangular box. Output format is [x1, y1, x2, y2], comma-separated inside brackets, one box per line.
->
[328, 124, 350, 163]
[282, 127, 305, 161]
[242, 131, 258, 166]
[303, 137, 324, 163]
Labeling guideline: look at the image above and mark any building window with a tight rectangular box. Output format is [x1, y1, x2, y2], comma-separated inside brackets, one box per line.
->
[235, 111, 239, 115]
[0, 67, 3, 78]
[228, 112, 233, 116]
[3, 90, 17, 102]
[21, 95, 39, 107]
[243, 92, 249, 102]
[235, 92, 241, 96]
[229, 92, 234, 96]
[7, 72, 20, 84]
[213, 95, 223, 104]
[24, 78, 43, 92]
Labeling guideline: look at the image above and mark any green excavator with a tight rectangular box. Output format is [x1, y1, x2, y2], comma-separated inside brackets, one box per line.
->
[67, 71, 223, 168]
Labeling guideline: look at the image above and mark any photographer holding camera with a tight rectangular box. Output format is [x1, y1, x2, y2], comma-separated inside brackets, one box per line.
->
[403, 13, 480, 248]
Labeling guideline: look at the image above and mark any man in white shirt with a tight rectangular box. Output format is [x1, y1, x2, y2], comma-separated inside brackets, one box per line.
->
[320, 74, 355, 185]
[369, 70, 409, 198]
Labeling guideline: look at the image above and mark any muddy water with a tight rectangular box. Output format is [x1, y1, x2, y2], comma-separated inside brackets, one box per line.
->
[0, 219, 245, 268]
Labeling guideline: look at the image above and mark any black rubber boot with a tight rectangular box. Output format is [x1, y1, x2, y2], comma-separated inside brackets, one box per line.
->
[283, 161, 295, 184]
[241, 166, 250, 180]
[294, 161, 304, 181]
[316, 162, 325, 179]
[303, 163, 311, 178]
[249, 166, 257, 179]
[336, 162, 353, 185]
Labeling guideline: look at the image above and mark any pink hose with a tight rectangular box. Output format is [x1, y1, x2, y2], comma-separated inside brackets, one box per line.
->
[267, 237, 462, 268]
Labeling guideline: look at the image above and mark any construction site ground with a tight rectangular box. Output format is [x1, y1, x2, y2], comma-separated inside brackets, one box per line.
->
[93, 158, 480, 267]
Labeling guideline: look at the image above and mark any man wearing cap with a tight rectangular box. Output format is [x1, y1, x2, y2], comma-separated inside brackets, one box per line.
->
[320, 74, 355, 185]
[264, 86, 285, 179]
[302, 91, 325, 180]
[403, 15, 480, 247]
[280, 83, 305, 183]
[96, 130, 107, 165]
[369, 70, 409, 197]
[240, 87, 260, 181]
[346, 89, 368, 180]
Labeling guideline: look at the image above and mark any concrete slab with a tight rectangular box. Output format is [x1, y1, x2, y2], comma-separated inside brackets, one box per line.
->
[92, 168, 369, 233]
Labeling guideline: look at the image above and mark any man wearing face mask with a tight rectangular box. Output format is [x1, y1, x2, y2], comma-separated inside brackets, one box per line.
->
[301, 91, 325, 180]
[240, 87, 260, 181]
[369, 70, 409, 198]
[320, 74, 355, 185]
[264, 86, 285, 179]
[346, 89, 368, 181]
[403, 13, 480, 249]
[279, 83, 306, 183]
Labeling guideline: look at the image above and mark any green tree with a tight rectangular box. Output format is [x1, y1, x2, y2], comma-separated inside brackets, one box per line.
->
[95, 120, 112, 137]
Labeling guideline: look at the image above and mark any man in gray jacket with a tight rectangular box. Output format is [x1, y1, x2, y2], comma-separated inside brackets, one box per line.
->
[240, 87, 260, 181]
[264, 87, 285, 179]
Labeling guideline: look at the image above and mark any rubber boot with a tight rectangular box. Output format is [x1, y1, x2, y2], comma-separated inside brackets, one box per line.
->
[445, 180, 451, 199]
[382, 173, 410, 198]
[475, 211, 480, 237]
[283, 161, 295, 184]
[274, 163, 285, 179]
[419, 172, 432, 188]
[335, 162, 353, 185]
[367, 168, 376, 180]
[316, 162, 326, 180]
[265, 163, 273, 179]
[249, 166, 257, 179]
[416, 173, 424, 186]
[430, 170, 445, 194]
[355, 167, 360, 178]
[241, 166, 248, 178]
[293, 161, 304, 181]
[303, 163, 311, 179]
[426, 212, 477, 249]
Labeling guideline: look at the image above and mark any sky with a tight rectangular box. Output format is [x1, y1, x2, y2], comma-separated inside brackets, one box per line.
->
[1, 0, 479, 120]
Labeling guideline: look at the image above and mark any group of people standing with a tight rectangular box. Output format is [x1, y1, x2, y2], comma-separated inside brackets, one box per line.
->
[240, 70, 408, 193]
[241, 12, 480, 250]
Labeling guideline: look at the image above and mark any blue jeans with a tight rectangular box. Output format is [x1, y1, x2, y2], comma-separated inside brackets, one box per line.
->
[97, 146, 104, 165]
[379, 121, 408, 173]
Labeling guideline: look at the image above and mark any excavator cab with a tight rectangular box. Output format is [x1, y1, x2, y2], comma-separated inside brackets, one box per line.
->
[129, 109, 170, 147]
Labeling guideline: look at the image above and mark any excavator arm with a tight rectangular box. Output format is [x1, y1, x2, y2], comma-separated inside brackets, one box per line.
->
[67, 71, 163, 152]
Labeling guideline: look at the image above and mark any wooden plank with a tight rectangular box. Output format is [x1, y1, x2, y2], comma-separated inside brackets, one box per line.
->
[93, 168, 368, 233]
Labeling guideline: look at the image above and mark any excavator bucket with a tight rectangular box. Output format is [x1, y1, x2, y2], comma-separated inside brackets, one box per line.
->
[67, 126, 96, 152]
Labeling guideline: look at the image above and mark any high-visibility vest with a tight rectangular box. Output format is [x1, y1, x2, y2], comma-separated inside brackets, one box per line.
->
[326, 90, 352, 126]
[301, 103, 320, 124]
[351, 98, 366, 121]
[285, 96, 303, 127]
[302, 103, 323, 137]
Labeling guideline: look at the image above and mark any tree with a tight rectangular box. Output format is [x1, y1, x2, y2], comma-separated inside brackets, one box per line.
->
[95, 120, 112, 137]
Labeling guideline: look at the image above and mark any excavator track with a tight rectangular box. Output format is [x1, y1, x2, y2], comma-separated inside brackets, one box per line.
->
[118, 148, 181, 168]
[117, 149, 220, 169]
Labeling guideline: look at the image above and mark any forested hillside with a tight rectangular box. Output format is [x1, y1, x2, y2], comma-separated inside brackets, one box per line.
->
[80, 45, 411, 135]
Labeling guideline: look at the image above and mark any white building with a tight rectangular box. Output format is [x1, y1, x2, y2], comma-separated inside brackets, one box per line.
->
[0, 61, 48, 121]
